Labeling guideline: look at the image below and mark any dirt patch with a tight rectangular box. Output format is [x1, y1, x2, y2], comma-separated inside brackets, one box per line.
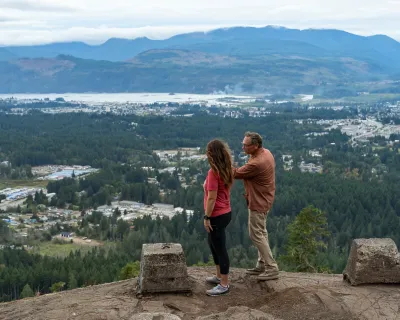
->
[261, 287, 357, 320]
[70, 237, 102, 246]
[53, 236, 102, 247]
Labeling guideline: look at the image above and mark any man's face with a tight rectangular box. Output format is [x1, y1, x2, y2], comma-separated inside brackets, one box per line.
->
[242, 136, 258, 155]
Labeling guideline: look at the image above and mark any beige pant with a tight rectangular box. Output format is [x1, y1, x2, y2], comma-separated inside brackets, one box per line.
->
[248, 209, 278, 271]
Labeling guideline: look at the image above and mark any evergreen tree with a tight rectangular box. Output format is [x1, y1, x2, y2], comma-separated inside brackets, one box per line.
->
[280, 206, 330, 272]
[50, 281, 65, 293]
[68, 273, 78, 290]
[119, 261, 140, 280]
[20, 284, 34, 299]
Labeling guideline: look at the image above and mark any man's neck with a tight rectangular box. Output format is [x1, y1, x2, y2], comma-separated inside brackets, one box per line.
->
[250, 148, 263, 158]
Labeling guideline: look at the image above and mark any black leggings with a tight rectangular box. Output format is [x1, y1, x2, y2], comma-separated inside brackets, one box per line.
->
[207, 212, 231, 275]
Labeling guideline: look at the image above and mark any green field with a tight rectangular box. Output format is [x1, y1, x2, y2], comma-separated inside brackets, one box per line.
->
[31, 241, 115, 258]
[32, 243, 93, 257]
[0, 180, 48, 190]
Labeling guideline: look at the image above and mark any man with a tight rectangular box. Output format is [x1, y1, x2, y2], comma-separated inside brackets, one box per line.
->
[233, 131, 279, 281]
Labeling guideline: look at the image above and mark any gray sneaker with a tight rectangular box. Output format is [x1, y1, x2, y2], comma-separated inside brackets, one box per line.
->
[257, 270, 279, 281]
[205, 275, 221, 285]
[246, 265, 265, 275]
[206, 284, 230, 296]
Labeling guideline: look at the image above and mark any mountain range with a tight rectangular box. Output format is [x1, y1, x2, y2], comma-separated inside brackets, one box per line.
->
[1, 26, 400, 95]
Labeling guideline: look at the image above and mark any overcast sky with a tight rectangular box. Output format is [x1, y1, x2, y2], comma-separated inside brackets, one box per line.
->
[1, 0, 399, 46]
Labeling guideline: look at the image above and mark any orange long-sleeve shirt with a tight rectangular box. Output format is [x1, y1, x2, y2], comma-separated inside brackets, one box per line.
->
[233, 148, 276, 213]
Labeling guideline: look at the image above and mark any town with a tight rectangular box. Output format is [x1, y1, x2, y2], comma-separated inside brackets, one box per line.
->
[0, 149, 203, 240]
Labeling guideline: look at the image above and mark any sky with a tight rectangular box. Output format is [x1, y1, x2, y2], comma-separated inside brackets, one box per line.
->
[0, 0, 400, 46]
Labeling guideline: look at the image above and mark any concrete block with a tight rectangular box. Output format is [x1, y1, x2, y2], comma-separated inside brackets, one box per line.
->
[138, 243, 191, 294]
[343, 238, 400, 285]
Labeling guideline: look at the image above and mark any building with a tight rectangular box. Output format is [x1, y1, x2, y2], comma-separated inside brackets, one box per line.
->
[60, 232, 73, 238]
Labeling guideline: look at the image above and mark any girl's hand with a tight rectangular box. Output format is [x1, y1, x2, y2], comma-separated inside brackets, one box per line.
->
[204, 219, 213, 233]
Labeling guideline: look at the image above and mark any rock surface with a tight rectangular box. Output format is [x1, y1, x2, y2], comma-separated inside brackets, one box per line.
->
[195, 306, 277, 320]
[0, 267, 399, 320]
[343, 238, 400, 285]
[130, 313, 182, 320]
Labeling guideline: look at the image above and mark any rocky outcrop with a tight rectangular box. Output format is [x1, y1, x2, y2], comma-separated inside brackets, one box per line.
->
[0, 267, 399, 320]
[343, 238, 400, 285]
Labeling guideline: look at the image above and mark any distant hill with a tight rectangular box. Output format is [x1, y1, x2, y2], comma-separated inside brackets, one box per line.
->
[3, 26, 400, 70]
[0, 51, 396, 94]
[0, 48, 16, 61]
[129, 49, 237, 66]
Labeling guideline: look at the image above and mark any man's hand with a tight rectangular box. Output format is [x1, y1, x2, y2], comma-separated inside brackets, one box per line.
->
[204, 219, 213, 233]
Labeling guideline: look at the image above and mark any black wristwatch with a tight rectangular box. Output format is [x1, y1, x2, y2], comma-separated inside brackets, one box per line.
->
[204, 215, 210, 220]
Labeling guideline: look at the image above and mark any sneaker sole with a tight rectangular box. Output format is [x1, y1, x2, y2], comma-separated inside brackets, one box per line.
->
[206, 290, 230, 297]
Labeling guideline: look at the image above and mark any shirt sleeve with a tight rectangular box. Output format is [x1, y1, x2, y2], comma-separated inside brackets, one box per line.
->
[205, 170, 219, 191]
[233, 162, 259, 179]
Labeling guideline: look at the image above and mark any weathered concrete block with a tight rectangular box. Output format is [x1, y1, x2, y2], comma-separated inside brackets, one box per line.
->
[138, 243, 191, 294]
[343, 238, 400, 285]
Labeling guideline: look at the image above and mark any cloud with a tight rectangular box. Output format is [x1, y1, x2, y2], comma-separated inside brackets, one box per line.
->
[0, 0, 78, 12]
[1, 22, 399, 47]
[0, 25, 236, 46]
[0, 15, 16, 22]
[0, 0, 399, 45]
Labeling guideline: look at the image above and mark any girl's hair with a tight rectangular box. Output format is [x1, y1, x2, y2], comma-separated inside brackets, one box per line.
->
[206, 139, 234, 188]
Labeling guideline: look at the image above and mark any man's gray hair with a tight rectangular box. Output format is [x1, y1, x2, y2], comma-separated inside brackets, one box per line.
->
[244, 131, 263, 147]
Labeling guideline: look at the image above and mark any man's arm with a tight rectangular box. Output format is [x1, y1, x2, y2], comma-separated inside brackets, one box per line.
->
[233, 162, 259, 179]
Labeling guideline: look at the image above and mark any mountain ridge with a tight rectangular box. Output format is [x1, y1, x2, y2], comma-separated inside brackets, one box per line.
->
[1, 52, 391, 94]
[3, 26, 400, 66]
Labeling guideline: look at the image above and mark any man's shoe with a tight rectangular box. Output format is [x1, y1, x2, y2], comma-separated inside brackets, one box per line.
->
[206, 284, 230, 296]
[257, 270, 279, 281]
[205, 275, 221, 285]
[246, 265, 265, 275]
